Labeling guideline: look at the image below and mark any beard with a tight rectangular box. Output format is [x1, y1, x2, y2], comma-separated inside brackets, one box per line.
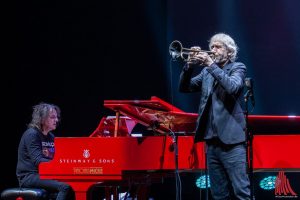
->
[213, 54, 228, 65]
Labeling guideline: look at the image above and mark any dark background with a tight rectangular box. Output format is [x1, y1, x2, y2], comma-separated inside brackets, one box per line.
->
[4, 0, 300, 199]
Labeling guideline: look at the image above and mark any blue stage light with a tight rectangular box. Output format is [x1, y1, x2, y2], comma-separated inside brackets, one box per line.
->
[259, 176, 277, 190]
[195, 175, 210, 189]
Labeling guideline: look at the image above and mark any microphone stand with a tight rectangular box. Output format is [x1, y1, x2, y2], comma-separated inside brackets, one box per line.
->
[244, 90, 254, 200]
[153, 121, 181, 200]
[169, 130, 181, 200]
[167, 58, 182, 200]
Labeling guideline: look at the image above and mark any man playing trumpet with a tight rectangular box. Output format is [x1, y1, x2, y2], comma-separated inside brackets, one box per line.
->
[179, 33, 251, 200]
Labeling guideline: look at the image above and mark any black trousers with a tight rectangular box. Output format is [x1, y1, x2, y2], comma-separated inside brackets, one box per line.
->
[19, 173, 74, 200]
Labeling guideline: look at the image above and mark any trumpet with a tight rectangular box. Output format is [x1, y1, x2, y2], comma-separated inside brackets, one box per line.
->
[169, 40, 214, 62]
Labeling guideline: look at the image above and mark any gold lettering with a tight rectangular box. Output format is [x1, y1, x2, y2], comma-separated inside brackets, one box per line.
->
[73, 167, 103, 175]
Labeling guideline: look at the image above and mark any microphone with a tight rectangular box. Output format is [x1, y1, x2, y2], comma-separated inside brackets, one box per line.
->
[244, 78, 255, 107]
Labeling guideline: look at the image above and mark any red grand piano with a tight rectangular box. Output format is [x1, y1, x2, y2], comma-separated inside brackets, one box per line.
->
[39, 96, 300, 200]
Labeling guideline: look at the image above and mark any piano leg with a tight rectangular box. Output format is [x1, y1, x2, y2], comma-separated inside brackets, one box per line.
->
[75, 191, 88, 200]
[68, 182, 97, 200]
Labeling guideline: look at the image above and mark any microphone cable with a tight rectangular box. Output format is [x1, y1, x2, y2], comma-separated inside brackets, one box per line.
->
[161, 120, 182, 200]
[168, 57, 182, 200]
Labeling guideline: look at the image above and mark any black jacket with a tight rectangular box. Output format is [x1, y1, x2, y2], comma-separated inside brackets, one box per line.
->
[179, 62, 246, 144]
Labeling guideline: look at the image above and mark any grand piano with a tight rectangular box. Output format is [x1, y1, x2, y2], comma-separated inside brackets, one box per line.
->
[39, 96, 300, 200]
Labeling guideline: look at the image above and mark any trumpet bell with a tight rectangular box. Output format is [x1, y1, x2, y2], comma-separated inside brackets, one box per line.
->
[169, 40, 214, 62]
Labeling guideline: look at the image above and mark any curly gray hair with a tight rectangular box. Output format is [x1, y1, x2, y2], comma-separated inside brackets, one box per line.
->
[28, 102, 61, 131]
[209, 33, 238, 62]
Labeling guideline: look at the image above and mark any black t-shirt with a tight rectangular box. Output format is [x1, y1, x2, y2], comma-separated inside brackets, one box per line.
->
[16, 127, 55, 178]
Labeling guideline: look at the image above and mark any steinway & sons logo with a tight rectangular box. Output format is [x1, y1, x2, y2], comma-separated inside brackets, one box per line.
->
[59, 149, 115, 164]
[59, 149, 116, 175]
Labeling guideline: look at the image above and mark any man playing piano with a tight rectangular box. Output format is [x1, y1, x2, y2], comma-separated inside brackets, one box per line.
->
[179, 33, 251, 199]
[16, 103, 74, 200]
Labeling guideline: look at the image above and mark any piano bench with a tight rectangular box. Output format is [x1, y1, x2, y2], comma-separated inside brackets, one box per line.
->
[0, 188, 55, 200]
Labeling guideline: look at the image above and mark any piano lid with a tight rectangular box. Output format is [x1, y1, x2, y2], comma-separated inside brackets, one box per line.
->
[103, 96, 300, 135]
[104, 96, 198, 134]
